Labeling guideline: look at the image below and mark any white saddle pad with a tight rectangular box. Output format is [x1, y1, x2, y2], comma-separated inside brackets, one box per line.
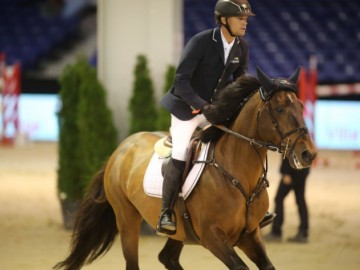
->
[143, 143, 210, 200]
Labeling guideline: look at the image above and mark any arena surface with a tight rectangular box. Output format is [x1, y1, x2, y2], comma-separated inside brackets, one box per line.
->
[0, 142, 359, 270]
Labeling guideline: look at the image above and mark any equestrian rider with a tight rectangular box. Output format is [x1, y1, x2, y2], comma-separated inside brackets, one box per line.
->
[157, 0, 275, 235]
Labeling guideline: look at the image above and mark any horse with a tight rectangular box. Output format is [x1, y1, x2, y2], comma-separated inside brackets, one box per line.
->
[53, 67, 317, 270]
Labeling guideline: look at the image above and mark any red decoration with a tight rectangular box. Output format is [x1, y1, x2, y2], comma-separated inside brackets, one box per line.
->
[1, 53, 21, 145]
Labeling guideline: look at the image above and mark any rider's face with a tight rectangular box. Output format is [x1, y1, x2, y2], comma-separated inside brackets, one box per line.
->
[225, 16, 249, 37]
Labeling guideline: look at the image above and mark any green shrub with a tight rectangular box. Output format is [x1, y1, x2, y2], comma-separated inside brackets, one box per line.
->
[57, 56, 118, 201]
[128, 55, 158, 135]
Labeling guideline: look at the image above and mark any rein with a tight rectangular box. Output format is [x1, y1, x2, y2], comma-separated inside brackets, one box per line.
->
[213, 124, 282, 152]
[195, 89, 309, 235]
[213, 99, 309, 159]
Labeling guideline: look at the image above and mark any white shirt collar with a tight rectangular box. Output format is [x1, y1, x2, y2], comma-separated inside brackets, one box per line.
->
[220, 30, 235, 64]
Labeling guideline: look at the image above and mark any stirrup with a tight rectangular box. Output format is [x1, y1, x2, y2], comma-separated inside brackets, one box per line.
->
[156, 209, 177, 236]
[260, 212, 276, 228]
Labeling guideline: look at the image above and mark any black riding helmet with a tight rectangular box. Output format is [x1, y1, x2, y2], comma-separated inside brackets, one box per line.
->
[215, 0, 255, 36]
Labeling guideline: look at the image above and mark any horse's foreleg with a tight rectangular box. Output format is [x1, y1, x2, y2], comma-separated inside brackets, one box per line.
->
[158, 238, 184, 270]
[202, 230, 250, 270]
[236, 229, 275, 270]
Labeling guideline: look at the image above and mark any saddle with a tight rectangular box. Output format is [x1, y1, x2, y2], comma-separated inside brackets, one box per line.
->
[155, 134, 203, 184]
[150, 134, 208, 244]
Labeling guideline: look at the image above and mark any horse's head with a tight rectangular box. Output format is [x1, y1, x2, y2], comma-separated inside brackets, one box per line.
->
[256, 67, 317, 169]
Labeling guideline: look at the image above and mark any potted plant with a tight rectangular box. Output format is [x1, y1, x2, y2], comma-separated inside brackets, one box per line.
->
[128, 54, 158, 135]
[57, 56, 118, 229]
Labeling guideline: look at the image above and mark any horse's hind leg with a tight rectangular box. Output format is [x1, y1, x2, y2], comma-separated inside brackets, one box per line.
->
[158, 238, 184, 270]
[237, 229, 275, 270]
[108, 190, 142, 270]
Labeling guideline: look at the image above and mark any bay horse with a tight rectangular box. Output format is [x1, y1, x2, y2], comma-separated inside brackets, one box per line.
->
[54, 67, 317, 270]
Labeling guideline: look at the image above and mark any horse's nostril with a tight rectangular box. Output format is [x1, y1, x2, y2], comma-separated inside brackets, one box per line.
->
[301, 150, 314, 163]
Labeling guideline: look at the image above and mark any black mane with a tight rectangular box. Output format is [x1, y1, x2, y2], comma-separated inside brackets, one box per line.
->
[201, 75, 261, 142]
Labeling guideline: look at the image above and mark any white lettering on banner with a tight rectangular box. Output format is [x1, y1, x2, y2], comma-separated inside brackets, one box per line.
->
[315, 100, 360, 150]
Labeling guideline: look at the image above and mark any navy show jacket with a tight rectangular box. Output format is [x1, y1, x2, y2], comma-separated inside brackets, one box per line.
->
[160, 26, 249, 120]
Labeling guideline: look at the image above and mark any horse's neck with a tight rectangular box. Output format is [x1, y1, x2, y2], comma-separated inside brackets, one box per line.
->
[216, 94, 266, 181]
[232, 94, 261, 140]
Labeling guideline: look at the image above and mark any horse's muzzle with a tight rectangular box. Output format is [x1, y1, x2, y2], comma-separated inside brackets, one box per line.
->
[301, 149, 317, 165]
[289, 149, 317, 170]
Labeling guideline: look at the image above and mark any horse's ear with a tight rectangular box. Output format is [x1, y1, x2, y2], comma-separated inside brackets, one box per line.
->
[256, 66, 274, 91]
[288, 66, 301, 84]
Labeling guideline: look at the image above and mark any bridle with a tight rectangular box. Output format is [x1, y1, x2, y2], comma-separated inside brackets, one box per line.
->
[194, 89, 309, 236]
[256, 97, 309, 159]
[213, 94, 309, 158]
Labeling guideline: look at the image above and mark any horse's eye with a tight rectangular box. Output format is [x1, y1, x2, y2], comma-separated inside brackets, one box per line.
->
[275, 107, 284, 113]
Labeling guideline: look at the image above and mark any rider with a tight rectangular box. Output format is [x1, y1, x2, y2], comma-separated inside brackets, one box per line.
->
[157, 0, 275, 235]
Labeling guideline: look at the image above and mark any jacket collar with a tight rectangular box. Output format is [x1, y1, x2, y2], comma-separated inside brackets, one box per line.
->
[212, 27, 241, 65]
[212, 27, 241, 44]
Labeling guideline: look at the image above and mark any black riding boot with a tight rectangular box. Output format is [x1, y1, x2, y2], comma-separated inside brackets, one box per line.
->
[156, 158, 186, 235]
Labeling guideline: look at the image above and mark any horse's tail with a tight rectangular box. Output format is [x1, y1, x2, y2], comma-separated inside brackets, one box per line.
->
[53, 165, 118, 270]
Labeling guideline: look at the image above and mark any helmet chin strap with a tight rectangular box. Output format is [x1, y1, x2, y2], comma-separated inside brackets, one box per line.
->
[224, 17, 236, 37]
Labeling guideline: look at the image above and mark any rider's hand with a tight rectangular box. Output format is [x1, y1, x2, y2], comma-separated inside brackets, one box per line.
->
[282, 174, 292, 185]
[191, 108, 201, 114]
[191, 103, 210, 115]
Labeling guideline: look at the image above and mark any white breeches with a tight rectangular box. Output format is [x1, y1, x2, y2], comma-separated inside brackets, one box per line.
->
[170, 114, 210, 161]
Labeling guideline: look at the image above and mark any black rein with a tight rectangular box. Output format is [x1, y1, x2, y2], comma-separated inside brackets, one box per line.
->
[194, 90, 309, 238]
